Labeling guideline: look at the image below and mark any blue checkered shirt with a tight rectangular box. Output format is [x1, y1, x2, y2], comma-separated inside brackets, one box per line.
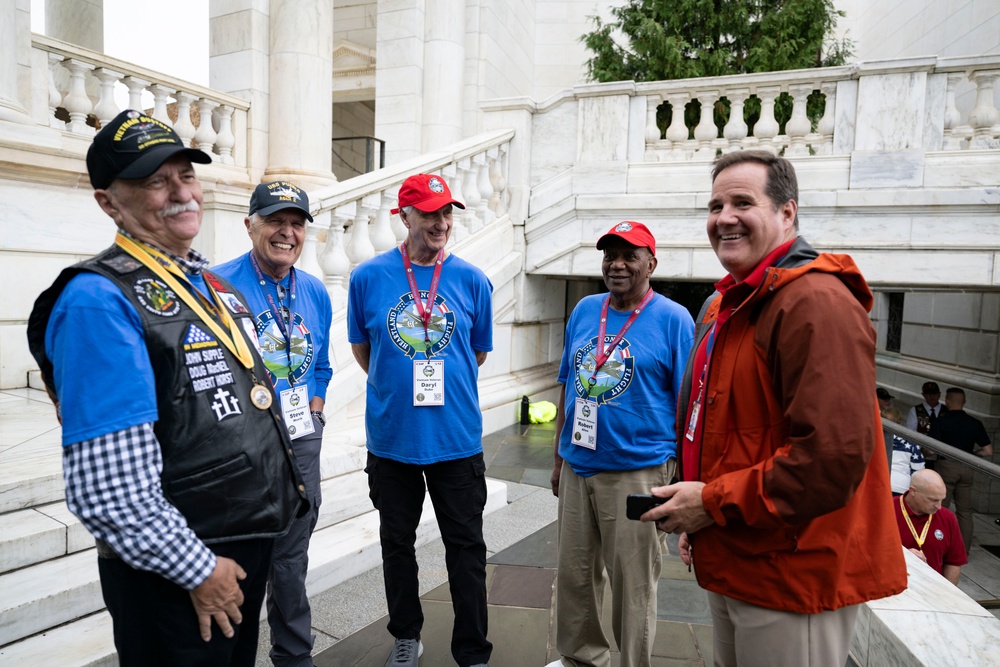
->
[63, 423, 216, 590]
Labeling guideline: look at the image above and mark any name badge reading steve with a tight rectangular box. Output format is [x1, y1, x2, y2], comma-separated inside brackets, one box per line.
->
[280, 385, 315, 440]
[572, 397, 598, 450]
[413, 359, 445, 406]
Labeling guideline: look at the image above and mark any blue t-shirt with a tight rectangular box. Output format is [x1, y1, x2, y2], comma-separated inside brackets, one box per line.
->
[212, 253, 333, 402]
[557, 293, 694, 476]
[47, 271, 211, 445]
[347, 249, 493, 464]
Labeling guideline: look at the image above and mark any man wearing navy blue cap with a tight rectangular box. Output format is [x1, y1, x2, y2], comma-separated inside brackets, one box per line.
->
[27, 110, 305, 666]
[214, 181, 333, 667]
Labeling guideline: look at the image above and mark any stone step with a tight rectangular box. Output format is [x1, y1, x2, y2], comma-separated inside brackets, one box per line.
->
[0, 479, 508, 663]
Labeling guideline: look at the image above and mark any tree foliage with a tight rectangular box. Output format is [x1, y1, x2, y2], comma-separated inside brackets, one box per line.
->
[582, 0, 853, 84]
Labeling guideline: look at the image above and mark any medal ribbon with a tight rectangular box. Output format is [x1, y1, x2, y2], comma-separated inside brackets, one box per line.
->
[400, 242, 444, 358]
[589, 288, 656, 391]
[900, 494, 933, 551]
[248, 251, 297, 384]
[115, 233, 255, 370]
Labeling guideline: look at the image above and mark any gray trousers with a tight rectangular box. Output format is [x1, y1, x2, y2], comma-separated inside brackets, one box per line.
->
[267, 417, 323, 667]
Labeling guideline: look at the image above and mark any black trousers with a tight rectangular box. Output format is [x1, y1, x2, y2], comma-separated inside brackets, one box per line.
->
[366, 451, 493, 667]
[98, 538, 274, 667]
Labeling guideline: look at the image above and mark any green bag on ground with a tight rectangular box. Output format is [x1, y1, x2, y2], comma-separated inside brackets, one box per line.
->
[528, 400, 556, 423]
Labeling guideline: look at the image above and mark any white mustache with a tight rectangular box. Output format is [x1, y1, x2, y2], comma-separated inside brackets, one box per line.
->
[161, 201, 201, 217]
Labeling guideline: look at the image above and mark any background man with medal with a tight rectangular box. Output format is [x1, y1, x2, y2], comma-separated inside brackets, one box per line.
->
[546, 221, 694, 667]
[642, 151, 906, 667]
[26, 110, 305, 666]
[213, 181, 333, 667]
[894, 469, 967, 585]
[347, 173, 494, 667]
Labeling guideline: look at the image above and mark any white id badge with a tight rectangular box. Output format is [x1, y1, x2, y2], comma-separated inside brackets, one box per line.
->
[571, 397, 598, 450]
[413, 359, 445, 406]
[685, 400, 700, 441]
[280, 385, 315, 440]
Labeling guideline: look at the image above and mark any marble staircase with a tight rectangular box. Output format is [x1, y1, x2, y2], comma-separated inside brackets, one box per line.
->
[0, 387, 509, 665]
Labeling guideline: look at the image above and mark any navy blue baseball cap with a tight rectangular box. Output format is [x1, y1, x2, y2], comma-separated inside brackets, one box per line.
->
[248, 181, 313, 222]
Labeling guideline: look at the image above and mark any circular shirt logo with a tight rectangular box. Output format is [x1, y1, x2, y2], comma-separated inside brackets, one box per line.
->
[573, 335, 636, 405]
[934, 529, 945, 541]
[387, 292, 456, 359]
[254, 311, 315, 385]
[133, 278, 181, 317]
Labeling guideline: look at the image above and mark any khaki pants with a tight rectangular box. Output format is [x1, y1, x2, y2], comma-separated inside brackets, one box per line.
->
[553, 460, 673, 667]
[707, 592, 859, 667]
[936, 459, 974, 554]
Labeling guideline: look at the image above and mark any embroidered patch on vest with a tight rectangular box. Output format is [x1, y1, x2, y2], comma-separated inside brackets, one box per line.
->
[133, 278, 181, 316]
[219, 291, 248, 314]
[209, 386, 242, 421]
[100, 254, 142, 274]
[183, 324, 237, 394]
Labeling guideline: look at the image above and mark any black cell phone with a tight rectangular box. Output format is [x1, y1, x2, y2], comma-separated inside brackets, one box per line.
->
[626, 493, 665, 520]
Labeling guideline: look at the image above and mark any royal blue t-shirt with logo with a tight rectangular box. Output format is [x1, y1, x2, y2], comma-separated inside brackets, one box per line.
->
[557, 293, 694, 476]
[212, 253, 333, 403]
[347, 248, 493, 464]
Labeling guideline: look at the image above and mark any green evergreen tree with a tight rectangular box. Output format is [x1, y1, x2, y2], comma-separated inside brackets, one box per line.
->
[583, 0, 852, 83]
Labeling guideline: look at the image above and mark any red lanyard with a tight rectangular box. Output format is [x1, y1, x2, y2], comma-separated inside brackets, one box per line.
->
[589, 288, 655, 390]
[400, 243, 444, 354]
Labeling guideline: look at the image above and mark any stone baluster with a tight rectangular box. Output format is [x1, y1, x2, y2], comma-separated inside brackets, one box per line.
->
[297, 216, 324, 278]
[475, 152, 493, 226]
[214, 105, 236, 165]
[722, 88, 749, 153]
[123, 76, 148, 112]
[784, 84, 812, 156]
[46, 53, 64, 129]
[967, 70, 1000, 149]
[193, 98, 219, 155]
[148, 84, 173, 124]
[753, 86, 781, 152]
[62, 59, 95, 135]
[487, 146, 505, 216]
[443, 163, 468, 242]
[388, 190, 407, 243]
[664, 92, 690, 159]
[345, 200, 375, 269]
[369, 192, 396, 253]
[92, 68, 122, 128]
[321, 207, 352, 310]
[459, 157, 482, 233]
[645, 94, 663, 159]
[693, 90, 719, 158]
[815, 82, 836, 155]
[173, 92, 197, 147]
[942, 72, 969, 150]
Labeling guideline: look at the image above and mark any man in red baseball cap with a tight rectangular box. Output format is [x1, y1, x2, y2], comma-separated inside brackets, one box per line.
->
[348, 173, 493, 667]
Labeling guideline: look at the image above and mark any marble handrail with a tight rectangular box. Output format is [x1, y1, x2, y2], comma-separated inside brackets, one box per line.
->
[31, 33, 250, 166]
[624, 55, 1000, 162]
[306, 129, 514, 309]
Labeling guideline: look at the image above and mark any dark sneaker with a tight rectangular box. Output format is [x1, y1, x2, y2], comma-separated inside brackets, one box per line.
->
[385, 638, 423, 667]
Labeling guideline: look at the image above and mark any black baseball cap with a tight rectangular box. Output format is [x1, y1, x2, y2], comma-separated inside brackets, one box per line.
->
[922, 381, 941, 394]
[86, 109, 212, 190]
[248, 181, 314, 222]
[876, 388, 894, 400]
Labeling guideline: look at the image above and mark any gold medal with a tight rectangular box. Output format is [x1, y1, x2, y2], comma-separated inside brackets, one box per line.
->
[251, 383, 273, 410]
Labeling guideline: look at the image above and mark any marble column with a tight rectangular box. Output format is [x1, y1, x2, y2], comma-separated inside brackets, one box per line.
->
[0, 0, 33, 124]
[46, 0, 104, 52]
[421, 0, 464, 151]
[209, 0, 271, 182]
[264, 0, 336, 188]
[376, 0, 426, 163]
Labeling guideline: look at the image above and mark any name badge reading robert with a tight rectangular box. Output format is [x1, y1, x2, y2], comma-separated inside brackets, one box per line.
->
[572, 397, 597, 450]
[413, 359, 445, 406]
[280, 385, 315, 440]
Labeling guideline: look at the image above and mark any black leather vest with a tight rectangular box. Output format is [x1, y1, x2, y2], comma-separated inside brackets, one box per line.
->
[28, 245, 305, 543]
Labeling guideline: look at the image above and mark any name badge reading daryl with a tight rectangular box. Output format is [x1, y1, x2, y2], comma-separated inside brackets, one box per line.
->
[280, 385, 315, 440]
[413, 359, 445, 406]
[572, 397, 598, 450]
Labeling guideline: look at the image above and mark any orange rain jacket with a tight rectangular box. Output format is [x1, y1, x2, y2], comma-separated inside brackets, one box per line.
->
[678, 237, 907, 614]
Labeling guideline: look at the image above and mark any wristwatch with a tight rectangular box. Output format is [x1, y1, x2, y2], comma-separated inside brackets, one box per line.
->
[311, 410, 326, 426]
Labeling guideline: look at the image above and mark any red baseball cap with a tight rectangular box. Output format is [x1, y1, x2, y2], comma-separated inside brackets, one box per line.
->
[391, 174, 466, 214]
[596, 221, 656, 256]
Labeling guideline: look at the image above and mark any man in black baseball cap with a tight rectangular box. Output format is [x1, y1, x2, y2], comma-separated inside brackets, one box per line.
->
[27, 109, 305, 666]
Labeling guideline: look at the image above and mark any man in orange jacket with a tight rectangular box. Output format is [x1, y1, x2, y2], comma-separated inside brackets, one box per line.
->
[643, 150, 906, 667]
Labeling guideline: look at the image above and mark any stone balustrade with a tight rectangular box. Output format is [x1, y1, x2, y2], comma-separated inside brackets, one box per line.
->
[31, 34, 249, 166]
[632, 56, 1000, 160]
[305, 130, 513, 310]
